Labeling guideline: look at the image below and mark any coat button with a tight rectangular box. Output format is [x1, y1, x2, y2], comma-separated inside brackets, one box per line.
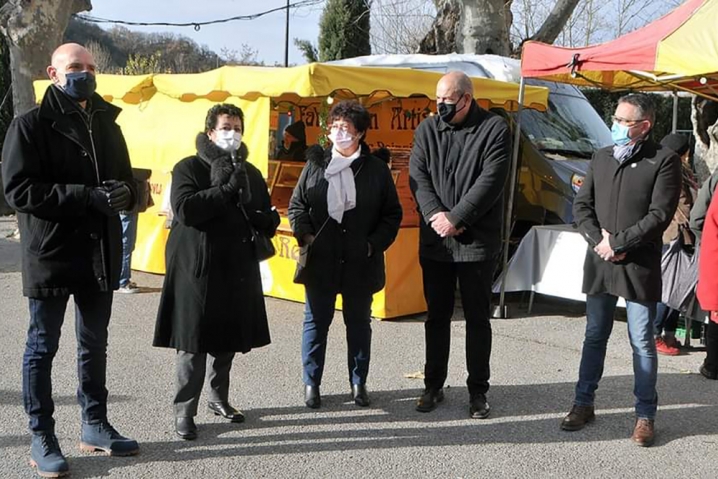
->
[90, 233, 99, 240]
[446, 167, 452, 173]
[340, 259, 345, 264]
[97, 275, 105, 282]
[81, 150, 88, 157]
[342, 228, 347, 233]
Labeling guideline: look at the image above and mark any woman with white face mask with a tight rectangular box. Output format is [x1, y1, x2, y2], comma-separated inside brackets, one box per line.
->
[154, 104, 280, 440]
[288, 101, 403, 409]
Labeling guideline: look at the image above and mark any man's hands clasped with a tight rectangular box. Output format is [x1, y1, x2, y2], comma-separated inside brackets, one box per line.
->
[88, 180, 132, 216]
[594, 228, 626, 263]
[429, 211, 465, 238]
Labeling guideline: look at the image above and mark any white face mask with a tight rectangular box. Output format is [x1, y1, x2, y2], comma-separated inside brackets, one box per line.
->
[213, 129, 242, 152]
[328, 128, 357, 151]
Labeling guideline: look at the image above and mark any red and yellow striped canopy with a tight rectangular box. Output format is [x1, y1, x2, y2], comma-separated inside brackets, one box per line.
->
[521, 0, 718, 99]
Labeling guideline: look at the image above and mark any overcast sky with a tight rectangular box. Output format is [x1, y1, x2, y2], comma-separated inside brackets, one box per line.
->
[87, 0, 324, 65]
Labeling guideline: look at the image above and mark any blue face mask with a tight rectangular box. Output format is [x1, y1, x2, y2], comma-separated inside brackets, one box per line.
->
[611, 121, 632, 146]
[62, 71, 96, 102]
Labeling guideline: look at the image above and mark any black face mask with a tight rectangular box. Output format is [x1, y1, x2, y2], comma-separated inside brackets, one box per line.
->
[437, 96, 466, 123]
[62, 71, 96, 102]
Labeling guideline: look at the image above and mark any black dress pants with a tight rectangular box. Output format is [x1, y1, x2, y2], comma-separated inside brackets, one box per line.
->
[420, 256, 496, 397]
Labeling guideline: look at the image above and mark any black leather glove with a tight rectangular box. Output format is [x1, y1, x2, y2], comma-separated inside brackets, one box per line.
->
[88, 188, 116, 216]
[221, 166, 248, 194]
[221, 165, 251, 204]
[103, 180, 133, 212]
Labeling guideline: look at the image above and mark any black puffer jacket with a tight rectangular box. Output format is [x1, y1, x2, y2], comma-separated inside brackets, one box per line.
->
[288, 144, 402, 295]
[1, 85, 136, 297]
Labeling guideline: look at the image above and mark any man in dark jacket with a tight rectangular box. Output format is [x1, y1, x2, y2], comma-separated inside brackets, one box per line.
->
[1, 43, 139, 476]
[561, 94, 681, 448]
[409, 71, 511, 419]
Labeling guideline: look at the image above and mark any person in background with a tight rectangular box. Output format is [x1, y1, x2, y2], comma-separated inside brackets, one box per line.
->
[655, 133, 696, 355]
[690, 169, 718, 241]
[409, 71, 511, 420]
[288, 101, 402, 409]
[563, 93, 681, 447]
[153, 104, 279, 440]
[696, 194, 718, 380]
[276, 120, 307, 161]
[1, 43, 139, 477]
[117, 168, 153, 294]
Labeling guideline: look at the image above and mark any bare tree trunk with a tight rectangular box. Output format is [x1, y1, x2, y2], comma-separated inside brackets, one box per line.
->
[692, 97, 718, 183]
[530, 0, 581, 44]
[457, 0, 511, 55]
[0, 0, 92, 115]
[418, 0, 461, 54]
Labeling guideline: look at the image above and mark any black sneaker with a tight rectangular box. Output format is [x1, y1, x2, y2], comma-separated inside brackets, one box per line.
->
[30, 432, 69, 478]
[469, 393, 491, 419]
[80, 421, 139, 456]
[416, 388, 444, 412]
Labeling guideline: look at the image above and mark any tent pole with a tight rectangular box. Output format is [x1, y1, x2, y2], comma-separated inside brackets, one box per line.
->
[496, 76, 526, 319]
[672, 91, 679, 133]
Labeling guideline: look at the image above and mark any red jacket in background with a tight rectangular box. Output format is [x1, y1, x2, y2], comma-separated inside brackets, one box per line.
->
[697, 194, 718, 323]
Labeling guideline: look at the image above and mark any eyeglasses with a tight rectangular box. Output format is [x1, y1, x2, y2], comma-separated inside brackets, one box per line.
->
[612, 116, 647, 127]
[329, 123, 353, 132]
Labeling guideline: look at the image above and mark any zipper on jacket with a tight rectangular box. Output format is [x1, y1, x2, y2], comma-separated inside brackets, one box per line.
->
[63, 107, 110, 288]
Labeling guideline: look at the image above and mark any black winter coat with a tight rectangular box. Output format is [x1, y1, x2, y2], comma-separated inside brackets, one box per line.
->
[409, 101, 511, 262]
[153, 134, 279, 353]
[288, 144, 402, 295]
[573, 140, 682, 302]
[1, 85, 135, 297]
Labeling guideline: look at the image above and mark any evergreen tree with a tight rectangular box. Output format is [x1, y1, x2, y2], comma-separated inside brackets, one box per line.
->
[318, 0, 371, 62]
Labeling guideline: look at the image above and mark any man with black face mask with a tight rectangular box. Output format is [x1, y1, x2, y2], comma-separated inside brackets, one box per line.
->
[2, 43, 139, 476]
[409, 71, 511, 419]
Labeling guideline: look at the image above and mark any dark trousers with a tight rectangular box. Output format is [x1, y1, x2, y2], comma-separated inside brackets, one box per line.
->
[23, 292, 113, 433]
[420, 257, 496, 397]
[302, 287, 373, 387]
[174, 350, 235, 418]
[705, 320, 718, 373]
[654, 302, 679, 336]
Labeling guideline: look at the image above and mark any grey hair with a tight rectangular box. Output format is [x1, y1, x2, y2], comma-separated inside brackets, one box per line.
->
[618, 93, 656, 123]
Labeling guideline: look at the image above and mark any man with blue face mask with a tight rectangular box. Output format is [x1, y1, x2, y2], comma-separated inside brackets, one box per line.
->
[2, 43, 139, 476]
[563, 94, 682, 447]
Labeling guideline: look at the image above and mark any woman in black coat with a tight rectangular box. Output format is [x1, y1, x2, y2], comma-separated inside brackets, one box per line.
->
[288, 101, 402, 409]
[154, 104, 279, 440]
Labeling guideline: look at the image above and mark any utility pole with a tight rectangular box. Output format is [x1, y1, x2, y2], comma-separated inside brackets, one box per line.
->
[284, 0, 290, 67]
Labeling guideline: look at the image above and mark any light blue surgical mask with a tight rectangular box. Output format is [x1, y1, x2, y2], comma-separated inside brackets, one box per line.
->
[611, 122, 631, 146]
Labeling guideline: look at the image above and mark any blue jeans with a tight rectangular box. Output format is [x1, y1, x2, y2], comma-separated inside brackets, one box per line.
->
[119, 213, 138, 287]
[23, 292, 113, 432]
[575, 293, 658, 419]
[302, 288, 373, 387]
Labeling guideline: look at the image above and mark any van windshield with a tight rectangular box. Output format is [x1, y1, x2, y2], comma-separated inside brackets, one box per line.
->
[519, 92, 612, 159]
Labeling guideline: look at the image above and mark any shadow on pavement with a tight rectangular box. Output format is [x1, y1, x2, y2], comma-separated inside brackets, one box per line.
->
[0, 237, 21, 273]
[0, 389, 135, 409]
[64, 373, 718, 478]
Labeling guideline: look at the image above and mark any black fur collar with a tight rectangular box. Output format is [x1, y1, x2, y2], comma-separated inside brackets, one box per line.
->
[195, 132, 249, 186]
[304, 142, 390, 167]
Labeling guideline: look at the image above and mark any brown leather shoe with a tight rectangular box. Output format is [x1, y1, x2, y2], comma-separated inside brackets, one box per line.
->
[560, 405, 595, 431]
[631, 418, 655, 447]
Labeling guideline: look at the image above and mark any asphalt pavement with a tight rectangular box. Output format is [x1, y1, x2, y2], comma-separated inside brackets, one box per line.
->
[0, 215, 716, 478]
